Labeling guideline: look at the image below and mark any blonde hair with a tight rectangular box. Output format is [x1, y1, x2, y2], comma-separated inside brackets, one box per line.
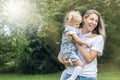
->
[64, 10, 82, 26]
[83, 10, 106, 39]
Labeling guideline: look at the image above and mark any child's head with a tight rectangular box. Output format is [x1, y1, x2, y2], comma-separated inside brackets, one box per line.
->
[64, 10, 82, 28]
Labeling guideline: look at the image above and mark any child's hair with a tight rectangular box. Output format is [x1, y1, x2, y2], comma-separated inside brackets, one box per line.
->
[64, 10, 82, 26]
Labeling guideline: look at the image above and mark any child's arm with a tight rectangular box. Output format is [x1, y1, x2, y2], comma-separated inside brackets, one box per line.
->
[65, 32, 73, 41]
[72, 33, 92, 47]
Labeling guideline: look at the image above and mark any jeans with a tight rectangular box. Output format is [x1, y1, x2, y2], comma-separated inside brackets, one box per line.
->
[60, 71, 97, 80]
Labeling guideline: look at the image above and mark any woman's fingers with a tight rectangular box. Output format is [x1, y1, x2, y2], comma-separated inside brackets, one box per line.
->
[63, 58, 73, 66]
[68, 58, 73, 66]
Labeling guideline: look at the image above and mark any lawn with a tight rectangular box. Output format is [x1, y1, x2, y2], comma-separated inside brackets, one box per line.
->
[98, 71, 120, 80]
[0, 70, 120, 80]
[0, 73, 60, 80]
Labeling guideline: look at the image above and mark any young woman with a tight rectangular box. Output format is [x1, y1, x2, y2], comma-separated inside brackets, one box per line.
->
[58, 9, 106, 80]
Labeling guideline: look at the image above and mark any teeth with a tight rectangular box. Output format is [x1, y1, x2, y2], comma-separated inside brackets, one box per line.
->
[89, 25, 93, 28]
[89, 24, 93, 26]
[89, 25, 94, 30]
[89, 24, 94, 27]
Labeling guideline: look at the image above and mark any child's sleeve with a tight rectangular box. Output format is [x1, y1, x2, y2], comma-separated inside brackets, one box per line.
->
[65, 31, 77, 40]
[68, 31, 77, 34]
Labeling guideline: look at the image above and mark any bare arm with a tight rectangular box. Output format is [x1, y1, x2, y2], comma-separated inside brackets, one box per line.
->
[72, 33, 91, 47]
[57, 51, 64, 64]
[76, 35, 104, 63]
[76, 43, 98, 63]
[65, 32, 91, 47]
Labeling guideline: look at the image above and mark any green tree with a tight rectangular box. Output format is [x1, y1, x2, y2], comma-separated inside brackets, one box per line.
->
[0, 0, 119, 74]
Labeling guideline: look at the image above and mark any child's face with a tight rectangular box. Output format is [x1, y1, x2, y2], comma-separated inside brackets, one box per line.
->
[69, 21, 81, 28]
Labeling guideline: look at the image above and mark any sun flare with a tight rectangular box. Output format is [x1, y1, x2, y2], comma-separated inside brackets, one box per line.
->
[3, 0, 27, 20]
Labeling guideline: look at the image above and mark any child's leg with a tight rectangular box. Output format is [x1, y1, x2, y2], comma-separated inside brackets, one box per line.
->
[67, 60, 84, 80]
[73, 59, 84, 67]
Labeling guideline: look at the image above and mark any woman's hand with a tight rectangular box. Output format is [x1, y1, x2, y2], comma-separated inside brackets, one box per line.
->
[58, 51, 73, 67]
[63, 57, 73, 67]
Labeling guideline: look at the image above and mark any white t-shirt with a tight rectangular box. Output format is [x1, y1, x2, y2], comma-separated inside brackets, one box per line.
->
[64, 30, 104, 77]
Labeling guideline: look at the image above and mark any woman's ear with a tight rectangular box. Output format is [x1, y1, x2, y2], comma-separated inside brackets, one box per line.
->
[82, 19, 86, 25]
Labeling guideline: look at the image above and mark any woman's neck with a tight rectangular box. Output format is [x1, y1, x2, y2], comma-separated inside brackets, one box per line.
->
[81, 28, 90, 34]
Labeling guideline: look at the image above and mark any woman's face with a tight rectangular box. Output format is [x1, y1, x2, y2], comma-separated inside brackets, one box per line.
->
[83, 13, 98, 32]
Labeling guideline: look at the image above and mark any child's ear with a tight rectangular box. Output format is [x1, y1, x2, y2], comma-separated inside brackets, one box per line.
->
[83, 17, 86, 23]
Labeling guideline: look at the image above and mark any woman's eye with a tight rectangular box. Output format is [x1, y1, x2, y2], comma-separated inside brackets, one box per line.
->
[95, 20, 98, 23]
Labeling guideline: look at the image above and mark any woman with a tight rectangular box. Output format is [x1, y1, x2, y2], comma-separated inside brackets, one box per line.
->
[58, 9, 106, 80]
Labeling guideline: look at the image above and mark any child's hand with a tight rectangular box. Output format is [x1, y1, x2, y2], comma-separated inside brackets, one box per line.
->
[86, 43, 92, 48]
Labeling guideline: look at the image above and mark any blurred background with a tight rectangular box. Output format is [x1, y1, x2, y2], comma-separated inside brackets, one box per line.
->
[0, 0, 120, 74]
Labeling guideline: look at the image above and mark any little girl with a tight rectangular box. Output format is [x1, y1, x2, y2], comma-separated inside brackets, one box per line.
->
[60, 10, 91, 80]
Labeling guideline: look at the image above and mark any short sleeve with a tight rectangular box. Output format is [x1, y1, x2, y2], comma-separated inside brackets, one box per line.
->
[68, 31, 77, 34]
[91, 35, 104, 56]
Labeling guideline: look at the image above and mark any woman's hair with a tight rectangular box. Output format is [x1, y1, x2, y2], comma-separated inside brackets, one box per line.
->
[83, 10, 106, 39]
[64, 10, 82, 26]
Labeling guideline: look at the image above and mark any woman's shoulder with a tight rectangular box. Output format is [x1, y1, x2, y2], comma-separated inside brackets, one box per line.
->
[88, 34, 103, 40]
[89, 34, 104, 46]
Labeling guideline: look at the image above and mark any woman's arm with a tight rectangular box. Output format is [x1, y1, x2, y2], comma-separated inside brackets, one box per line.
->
[76, 34, 104, 63]
[58, 51, 64, 64]
[76, 43, 98, 63]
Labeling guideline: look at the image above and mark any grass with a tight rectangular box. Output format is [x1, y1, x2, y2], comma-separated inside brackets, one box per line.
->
[0, 73, 61, 80]
[98, 63, 120, 80]
[0, 64, 120, 80]
[98, 71, 120, 80]
[0, 71, 120, 80]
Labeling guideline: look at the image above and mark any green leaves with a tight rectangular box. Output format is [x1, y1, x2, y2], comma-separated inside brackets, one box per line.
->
[0, 0, 119, 74]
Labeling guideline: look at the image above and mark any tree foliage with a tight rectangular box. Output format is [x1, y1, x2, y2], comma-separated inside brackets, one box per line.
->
[0, 0, 119, 74]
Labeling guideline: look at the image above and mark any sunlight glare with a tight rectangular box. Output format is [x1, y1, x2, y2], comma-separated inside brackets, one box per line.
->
[3, 0, 27, 20]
